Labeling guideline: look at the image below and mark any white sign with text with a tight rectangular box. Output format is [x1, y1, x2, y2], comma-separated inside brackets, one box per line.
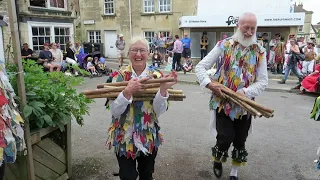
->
[179, 13, 305, 28]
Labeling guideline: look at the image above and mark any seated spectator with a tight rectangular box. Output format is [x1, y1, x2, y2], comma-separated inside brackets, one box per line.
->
[49, 43, 67, 72]
[299, 64, 320, 94]
[38, 43, 61, 72]
[21, 43, 33, 60]
[65, 42, 79, 75]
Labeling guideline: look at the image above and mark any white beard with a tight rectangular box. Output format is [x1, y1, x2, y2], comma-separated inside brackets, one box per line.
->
[231, 29, 257, 47]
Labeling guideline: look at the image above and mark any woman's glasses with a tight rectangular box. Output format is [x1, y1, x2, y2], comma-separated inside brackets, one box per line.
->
[130, 49, 148, 54]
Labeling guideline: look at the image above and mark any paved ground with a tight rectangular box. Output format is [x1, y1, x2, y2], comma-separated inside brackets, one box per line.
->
[70, 76, 320, 180]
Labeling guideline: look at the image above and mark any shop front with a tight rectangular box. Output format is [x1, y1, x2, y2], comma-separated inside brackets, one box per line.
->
[179, 13, 305, 59]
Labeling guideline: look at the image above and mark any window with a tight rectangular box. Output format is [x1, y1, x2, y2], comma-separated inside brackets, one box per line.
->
[29, 22, 73, 52]
[104, 0, 115, 15]
[143, 0, 155, 13]
[88, 31, 101, 43]
[30, 0, 66, 9]
[298, 25, 303, 32]
[54, 27, 71, 51]
[144, 31, 155, 53]
[159, 0, 171, 12]
[160, 31, 170, 39]
[31, 27, 51, 51]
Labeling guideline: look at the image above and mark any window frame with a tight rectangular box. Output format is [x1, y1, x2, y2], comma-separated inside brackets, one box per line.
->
[87, 31, 102, 43]
[29, 0, 68, 11]
[158, 0, 171, 13]
[104, 0, 115, 15]
[142, 0, 155, 13]
[27, 21, 74, 52]
[298, 25, 304, 32]
[143, 31, 155, 53]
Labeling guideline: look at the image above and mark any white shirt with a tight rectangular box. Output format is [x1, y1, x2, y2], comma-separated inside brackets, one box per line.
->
[49, 49, 63, 63]
[109, 66, 169, 119]
[87, 62, 94, 68]
[195, 40, 268, 136]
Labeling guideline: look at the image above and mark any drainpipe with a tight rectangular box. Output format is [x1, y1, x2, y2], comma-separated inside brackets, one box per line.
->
[129, 0, 132, 39]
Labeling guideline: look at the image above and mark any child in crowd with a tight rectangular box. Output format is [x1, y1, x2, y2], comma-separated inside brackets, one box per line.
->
[152, 50, 162, 67]
[183, 59, 193, 74]
[86, 57, 98, 78]
[268, 43, 276, 72]
[165, 52, 173, 71]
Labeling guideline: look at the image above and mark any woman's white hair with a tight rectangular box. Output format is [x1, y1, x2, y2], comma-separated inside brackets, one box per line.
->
[128, 36, 150, 51]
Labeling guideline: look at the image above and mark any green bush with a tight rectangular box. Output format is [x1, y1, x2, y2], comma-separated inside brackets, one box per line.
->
[7, 60, 94, 131]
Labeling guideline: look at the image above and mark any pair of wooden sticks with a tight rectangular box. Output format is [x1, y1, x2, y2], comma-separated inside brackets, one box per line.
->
[83, 78, 186, 101]
[210, 81, 274, 118]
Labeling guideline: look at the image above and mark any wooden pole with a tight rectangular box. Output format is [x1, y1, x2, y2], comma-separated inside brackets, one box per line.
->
[7, 1, 35, 180]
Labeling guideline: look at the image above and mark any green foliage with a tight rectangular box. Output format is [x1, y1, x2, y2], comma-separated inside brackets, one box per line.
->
[7, 60, 94, 131]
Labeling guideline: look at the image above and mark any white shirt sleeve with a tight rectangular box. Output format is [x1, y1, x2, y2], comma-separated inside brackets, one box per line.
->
[109, 91, 133, 119]
[152, 89, 169, 117]
[195, 43, 224, 89]
[241, 52, 268, 99]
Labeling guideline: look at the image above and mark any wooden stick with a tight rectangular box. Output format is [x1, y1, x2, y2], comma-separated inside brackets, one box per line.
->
[106, 97, 184, 101]
[84, 83, 161, 95]
[212, 81, 274, 114]
[97, 78, 176, 88]
[224, 93, 261, 117]
[85, 92, 186, 99]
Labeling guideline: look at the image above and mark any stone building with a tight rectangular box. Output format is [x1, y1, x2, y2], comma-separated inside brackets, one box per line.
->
[78, 0, 197, 58]
[0, 0, 80, 63]
[294, 3, 313, 39]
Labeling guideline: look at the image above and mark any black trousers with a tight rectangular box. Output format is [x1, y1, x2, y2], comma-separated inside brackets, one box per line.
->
[216, 111, 252, 151]
[0, 164, 5, 180]
[116, 149, 158, 180]
[172, 53, 182, 71]
[200, 49, 208, 60]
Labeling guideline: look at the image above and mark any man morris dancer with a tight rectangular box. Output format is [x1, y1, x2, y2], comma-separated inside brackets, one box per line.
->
[106, 36, 178, 180]
[195, 12, 268, 180]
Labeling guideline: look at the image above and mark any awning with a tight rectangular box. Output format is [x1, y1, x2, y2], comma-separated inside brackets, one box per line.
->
[179, 13, 305, 28]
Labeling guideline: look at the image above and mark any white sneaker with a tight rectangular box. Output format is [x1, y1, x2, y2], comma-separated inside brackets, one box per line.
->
[93, 72, 97, 75]
[75, 72, 79, 76]
[65, 72, 72, 76]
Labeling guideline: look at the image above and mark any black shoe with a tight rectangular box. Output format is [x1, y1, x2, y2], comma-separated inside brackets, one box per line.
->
[213, 161, 223, 178]
[278, 80, 285, 84]
[230, 176, 238, 180]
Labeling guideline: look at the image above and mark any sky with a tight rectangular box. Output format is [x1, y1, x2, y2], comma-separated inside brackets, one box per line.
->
[297, 0, 320, 24]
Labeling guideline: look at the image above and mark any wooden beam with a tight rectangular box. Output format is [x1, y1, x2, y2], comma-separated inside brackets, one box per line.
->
[7, 0, 35, 180]
[66, 123, 72, 177]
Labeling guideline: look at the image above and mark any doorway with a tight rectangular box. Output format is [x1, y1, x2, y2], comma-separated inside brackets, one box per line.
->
[104, 30, 118, 58]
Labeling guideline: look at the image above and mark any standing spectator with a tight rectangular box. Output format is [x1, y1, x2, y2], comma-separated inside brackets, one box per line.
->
[181, 33, 192, 64]
[166, 33, 174, 54]
[152, 33, 159, 52]
[21, 43, 33, 60]
[38, 43, 61, 72]
[115, 34, 126, 68]
[158, 32, 167, 63]
[278, 38, 304, 84]
[172, 35, 183, 71]
[302, 40, 318, 75]
[200, 31, 209, 60]
[73, 42, 84, 60]
[50, 42, 67, 72]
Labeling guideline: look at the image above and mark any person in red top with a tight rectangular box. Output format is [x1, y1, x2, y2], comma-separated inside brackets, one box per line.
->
[300, 64, 320, 94]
